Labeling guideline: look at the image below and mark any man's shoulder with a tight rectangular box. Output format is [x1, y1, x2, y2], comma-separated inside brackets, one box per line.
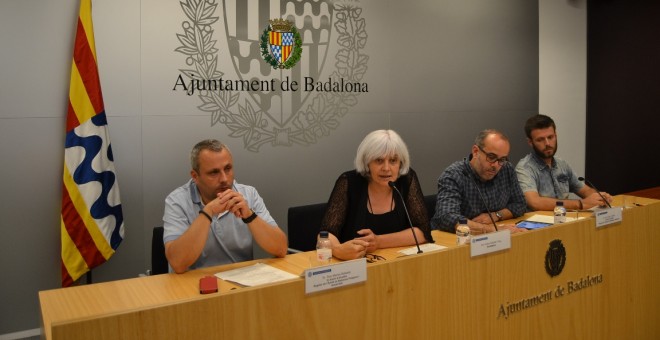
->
[552, 156, 573, 169]
[441, 160, 466, 176]
[515, 153, 535, 169]
[166, 179, 195, 200]
[233, 180, 256, 192]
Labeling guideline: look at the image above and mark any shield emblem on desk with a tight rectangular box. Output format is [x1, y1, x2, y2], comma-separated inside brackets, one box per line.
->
[545, 239, 566, 277]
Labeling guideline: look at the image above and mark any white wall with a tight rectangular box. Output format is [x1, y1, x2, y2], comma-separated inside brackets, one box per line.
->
[539, 0, 587, 176]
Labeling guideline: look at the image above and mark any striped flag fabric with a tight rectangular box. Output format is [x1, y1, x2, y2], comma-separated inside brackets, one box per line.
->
[61, 0, 124, 287]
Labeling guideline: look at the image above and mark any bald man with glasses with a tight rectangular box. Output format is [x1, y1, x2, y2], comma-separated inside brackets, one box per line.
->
[431, 129, 527, 235]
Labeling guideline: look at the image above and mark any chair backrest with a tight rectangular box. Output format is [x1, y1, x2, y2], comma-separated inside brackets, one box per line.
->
[287, 202, 327, 252]
[424, 194, 437, 222]
[151, 226, 169, 275]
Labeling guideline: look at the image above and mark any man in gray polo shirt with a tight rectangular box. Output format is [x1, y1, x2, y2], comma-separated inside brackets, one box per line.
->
[515, 114, 612, 211]
[163, 139, 287, 273]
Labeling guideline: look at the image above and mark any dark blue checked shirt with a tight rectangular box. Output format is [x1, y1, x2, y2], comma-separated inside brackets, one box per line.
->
[431, 156, 526, 232]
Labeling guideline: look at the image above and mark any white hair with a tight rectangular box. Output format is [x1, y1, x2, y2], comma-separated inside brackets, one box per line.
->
[354, 130, 410, 177]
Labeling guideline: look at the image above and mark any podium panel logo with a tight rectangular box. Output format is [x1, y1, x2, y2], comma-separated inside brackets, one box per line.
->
[545, 239, 566, 277]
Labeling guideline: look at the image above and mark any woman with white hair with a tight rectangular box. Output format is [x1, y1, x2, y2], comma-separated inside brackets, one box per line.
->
[319, 130, 432, 260]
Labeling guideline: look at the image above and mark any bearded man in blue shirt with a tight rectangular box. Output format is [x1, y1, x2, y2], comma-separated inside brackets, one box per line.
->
[515, 115, 612, 212]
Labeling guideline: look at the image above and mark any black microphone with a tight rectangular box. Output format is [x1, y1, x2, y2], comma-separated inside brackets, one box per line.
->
[463, 161, 498, 232]
[578, 177, 612, 208]
[388, 181, 422, 254]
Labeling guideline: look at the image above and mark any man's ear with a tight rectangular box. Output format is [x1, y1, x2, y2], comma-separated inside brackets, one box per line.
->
[471, 144, 479, 157]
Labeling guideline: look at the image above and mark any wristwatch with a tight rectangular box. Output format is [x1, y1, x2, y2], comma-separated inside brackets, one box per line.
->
[495, 211, 503, 221]
[242, 210, 258, 224]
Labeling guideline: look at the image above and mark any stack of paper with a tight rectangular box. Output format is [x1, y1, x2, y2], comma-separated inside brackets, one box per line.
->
[215, 263, 298, 287]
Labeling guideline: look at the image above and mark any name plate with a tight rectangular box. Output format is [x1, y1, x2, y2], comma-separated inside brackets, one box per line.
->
[470, 229, 511, 257]
[304, 258, 367, 294]
[595, 207, 622, 228]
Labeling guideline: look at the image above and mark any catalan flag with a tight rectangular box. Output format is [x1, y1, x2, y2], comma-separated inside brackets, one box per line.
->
[61, 0, 124, 287]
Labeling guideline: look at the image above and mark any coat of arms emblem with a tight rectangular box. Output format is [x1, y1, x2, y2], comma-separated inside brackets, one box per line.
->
[175, 0, 369, 151]
[261, 19, 302, 69]
[545, 239, 567, 277]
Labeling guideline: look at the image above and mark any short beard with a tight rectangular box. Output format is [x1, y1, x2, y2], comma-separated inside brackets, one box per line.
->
[533, 141, 558, 160]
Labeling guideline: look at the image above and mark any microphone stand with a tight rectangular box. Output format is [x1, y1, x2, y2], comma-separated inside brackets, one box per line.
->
[464, 163, 499, 232]
[578, 177, 612, 208]
[389, 181, 423, 254]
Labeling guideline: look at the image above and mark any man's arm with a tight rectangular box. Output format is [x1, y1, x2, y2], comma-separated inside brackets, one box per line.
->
[164, 189, 239, 274]
[164, 206, 214, 274]
[470, 211, 525, 234]
[245, 216, 287, 258]
[576, 186, 613, 209]
[432, 172, 465, 233]
[505, 165, 529, 217]
[223, 189, 287, 258]
[523, 191, 584, 211]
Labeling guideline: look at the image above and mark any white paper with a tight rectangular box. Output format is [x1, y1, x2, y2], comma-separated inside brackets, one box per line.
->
[398, 243, 446, 256]
[525, 214, 583, 224]
[215, 263, 299, 287]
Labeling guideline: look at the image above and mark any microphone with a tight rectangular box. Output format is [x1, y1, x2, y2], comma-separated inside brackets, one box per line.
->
[578, 177, 612, 208]
[463, 161, 498, 231]
[388, 181, 423, 254]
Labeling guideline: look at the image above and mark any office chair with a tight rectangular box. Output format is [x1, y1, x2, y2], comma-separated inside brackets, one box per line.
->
[424, 194, 437, 221]
[151, 226, 169, 275]
[287, 202, 327, 253]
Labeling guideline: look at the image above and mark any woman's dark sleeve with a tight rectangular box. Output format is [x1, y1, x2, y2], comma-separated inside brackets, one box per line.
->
[320, 173, 349, 240]
[405, 170, 434, 243]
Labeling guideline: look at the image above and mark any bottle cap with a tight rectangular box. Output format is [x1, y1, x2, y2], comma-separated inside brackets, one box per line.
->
[319, 231, 329, 238]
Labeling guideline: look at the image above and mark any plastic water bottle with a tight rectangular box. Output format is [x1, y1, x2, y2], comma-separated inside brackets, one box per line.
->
[456, 218, 471, 245]
[554, 201, 567, 224]
[316, 231, 332, 265]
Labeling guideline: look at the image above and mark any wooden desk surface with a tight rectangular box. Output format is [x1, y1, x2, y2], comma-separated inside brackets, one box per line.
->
[38, 230, 457, 330]
[39, 195, 660, 340]
[625, 186, 660, 200]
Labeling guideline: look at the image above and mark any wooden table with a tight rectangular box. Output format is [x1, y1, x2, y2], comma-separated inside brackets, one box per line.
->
[39, 195, 660, 339]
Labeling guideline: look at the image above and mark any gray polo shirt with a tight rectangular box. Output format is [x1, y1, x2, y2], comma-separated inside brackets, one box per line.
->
[163, 179, 277, 271]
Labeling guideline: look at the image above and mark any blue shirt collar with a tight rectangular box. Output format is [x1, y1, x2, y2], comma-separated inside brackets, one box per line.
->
[529, 151, 556, 171]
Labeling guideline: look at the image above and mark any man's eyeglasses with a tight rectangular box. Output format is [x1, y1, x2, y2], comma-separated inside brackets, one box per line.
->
[365, 253, 386, 263]
[478, 146, 509, 165]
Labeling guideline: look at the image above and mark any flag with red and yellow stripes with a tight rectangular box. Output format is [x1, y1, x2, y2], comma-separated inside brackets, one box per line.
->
[61, 0, 124, 287]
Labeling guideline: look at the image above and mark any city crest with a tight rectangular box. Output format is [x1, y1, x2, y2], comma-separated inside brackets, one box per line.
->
[175, 0, 369, 151]
[261, 19, 302, 69]
[545, 239, 567, 277]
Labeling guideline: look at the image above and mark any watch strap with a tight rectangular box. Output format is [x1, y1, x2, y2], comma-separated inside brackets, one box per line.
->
[242, 210, 257, 224]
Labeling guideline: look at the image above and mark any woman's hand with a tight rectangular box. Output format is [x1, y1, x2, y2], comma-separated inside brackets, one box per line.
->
[333, 239, 369, 260]
[355, 229, 379, 253]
